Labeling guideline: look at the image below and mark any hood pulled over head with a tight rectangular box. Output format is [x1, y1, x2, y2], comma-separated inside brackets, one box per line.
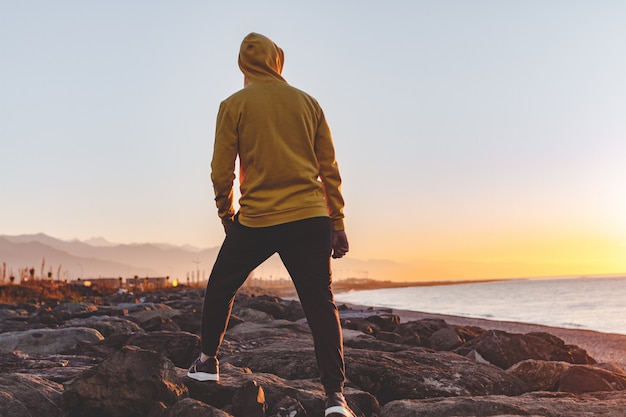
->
[238, 32, 286, 83]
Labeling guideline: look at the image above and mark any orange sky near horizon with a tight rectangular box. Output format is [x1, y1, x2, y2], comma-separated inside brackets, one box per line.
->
[350, 216, 626, 281]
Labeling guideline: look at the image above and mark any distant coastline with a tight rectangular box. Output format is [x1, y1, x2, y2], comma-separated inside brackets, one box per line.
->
[240, 277, 508, 298]
[332, 277, 507, 293]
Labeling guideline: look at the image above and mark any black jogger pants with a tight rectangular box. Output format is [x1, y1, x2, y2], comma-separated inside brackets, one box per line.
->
[200, 216, 345, 394]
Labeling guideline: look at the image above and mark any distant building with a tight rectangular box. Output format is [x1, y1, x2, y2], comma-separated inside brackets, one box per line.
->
[69, 276, 172, 290]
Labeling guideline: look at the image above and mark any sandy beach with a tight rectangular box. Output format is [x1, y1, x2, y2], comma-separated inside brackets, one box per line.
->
[346, 303, 626, 370]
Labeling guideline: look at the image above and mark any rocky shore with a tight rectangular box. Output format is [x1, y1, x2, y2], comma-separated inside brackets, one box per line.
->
[1, 285, 625, 416]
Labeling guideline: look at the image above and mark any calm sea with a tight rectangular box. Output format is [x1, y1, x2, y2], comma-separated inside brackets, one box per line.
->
[333, 276, 626, 335]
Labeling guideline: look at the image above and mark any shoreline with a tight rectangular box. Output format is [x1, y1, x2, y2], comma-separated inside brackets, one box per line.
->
[340, 301, 626, 371]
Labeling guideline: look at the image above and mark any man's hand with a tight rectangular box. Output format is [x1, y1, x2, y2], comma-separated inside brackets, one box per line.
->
[222, 219, 234, 235]
[332, 230, 349, 259]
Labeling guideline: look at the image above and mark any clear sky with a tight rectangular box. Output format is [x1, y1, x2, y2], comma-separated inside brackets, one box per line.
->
[2, 1, 625, 281]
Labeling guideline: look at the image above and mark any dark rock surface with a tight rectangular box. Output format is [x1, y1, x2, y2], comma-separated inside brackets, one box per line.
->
[0, 286, 624, 416]
[0, 373, 64, 417]
[62, 315, 145, 337]
[165, 398, 233, 417]
[62, 345, 188, 417]
[346, 349, 527, 404]
[380, 391, 626, 417]
[0, 327, 104, 356]
[454, 330, 596, 369]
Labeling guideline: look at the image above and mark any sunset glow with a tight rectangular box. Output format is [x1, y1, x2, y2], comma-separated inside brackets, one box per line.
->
[2, 2, 625, 281]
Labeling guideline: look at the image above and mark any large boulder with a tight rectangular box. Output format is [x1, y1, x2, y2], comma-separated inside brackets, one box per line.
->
[429, 327, 464, 351]
[165, 398, 233, 417]
[393, 318, 449, 339]
[0, 317, 32, 334]
[233, 296, 286, 320]
[235, 308, 274, 323]
[454, 330, 595, 369]
[222, 321, 527, 404]
[0, 373, 64, 417]
[225, 320, 314, 349]
[52, 302, 100, 321]
[365, 314, 401, 332]
[63, 345, 188, 417]
[0, 351, 97, 383]
[171, 311, 203, 334]
[345, 349, 528, 404]
[390, 319, 485, 348]
[124, 331, 201, 368]
[282, 300, 306, 321]
[64, 331, 201, 367]
[558, 365, 626, 393]
[223, 345, 319, 380]
[506, 359, 571, 391]
[62, 316, 145, 337]
[0, 327, 104, 356]
[226, 380, 267, 417]
[344, 331, 427, 353]
[380, 391, 626, 417]
[181, 364, 380, 417]
[504, 359, 626, 393]
[127, 305, 182, 328]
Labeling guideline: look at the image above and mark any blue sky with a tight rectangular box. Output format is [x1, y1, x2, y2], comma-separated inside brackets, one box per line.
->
[2, 1, 625, 279]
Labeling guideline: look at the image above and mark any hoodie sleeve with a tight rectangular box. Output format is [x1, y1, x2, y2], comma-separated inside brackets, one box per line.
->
[314, 109, 345, 231]
[211, 102, 238, 228]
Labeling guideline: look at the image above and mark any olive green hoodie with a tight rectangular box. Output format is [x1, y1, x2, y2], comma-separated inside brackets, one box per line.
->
[211, 33, 345, 231]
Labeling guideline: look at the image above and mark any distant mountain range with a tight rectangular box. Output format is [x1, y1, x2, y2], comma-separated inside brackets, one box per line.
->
[0, 234, 407, 283]
[0, 234, 219, 282]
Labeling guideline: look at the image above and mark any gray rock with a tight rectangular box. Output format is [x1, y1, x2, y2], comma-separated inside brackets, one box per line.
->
[236, 307, 274, 323]
[0, 373, 64, 417]
[62, 315, 144, 337]
[128, 306, 182, 326]
[341, 318, 376, 336]
[116, 302, 173, 313]
[124, 330, 201, 368]
[224, 345, 319, 380]
[139, 316, 182, 332]
[507, 359, 571, 391]
[52, 302, 99, 321]
[346, 349, 528, 404]
[171, 310, 203, 333]
[558, 364, 626, 393]
[234, 296, 286, 320]
[0, 351, 96, 382]
[392, 319, 450, 348]
[225, 320, 314, 348]
[282, 300, 306, 321]
[165, 398, 234, 417]
[0, 308, 24, 320]
[270, 396, 307, 417]
[228, 380, 267, 417]
[380, 391, 626, 417]
[454, 330, 595, 369]
[181, 364, 380, 417]
[375, 330, 404, 344]
[430, 327, 464, 351]
[0, 327, 104, 356]
[63, 345, 188, 417]
[365, 313, 401, 332]
[0, 318, 31, 334]
[394, 318, 449, 339]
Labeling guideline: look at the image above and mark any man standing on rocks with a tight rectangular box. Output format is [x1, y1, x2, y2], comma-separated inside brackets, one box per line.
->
[187, 32, 354, 417]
